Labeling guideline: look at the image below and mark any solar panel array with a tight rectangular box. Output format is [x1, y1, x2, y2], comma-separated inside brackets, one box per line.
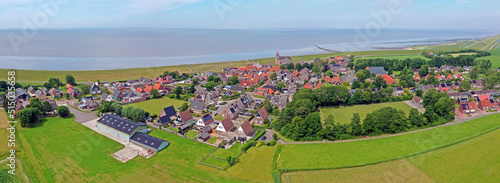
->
[130, 132, 168, 150]
[97, 115, 146, 135]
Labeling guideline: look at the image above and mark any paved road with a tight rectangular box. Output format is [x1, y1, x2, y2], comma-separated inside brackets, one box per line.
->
[64, 104, 98, 123]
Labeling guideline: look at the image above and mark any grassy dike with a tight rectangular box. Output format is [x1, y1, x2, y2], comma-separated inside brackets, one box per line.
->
[0, 49, 428, 83]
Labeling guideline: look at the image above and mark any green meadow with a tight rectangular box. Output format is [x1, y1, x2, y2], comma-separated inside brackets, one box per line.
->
[278, 113, 500, 171]
[319, 102, 414, 124]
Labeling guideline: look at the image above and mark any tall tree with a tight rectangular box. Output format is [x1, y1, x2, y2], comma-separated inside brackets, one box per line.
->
[65, 74, 76, 85]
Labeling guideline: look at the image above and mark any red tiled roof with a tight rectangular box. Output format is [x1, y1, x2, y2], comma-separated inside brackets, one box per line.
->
[239, 121, 254, 136]
[478, 95, 489, 101]
[221, 118, 235, 132]
[382, 75, 395, 84]
[145, 85, 153, 92]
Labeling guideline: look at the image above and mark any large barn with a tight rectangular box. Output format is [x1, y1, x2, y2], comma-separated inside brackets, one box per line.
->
[130, 133, 169, 152]
[97, 114, 147, 142]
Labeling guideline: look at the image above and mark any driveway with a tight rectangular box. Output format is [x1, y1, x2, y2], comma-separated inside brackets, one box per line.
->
[64, 104, 98, 123]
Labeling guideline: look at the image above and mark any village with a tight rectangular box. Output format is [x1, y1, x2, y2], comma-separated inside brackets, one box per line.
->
[5, 50, 500, 164]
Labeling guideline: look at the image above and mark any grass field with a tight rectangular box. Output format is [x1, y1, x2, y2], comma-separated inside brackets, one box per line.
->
[479, 44, 500, 69]
[319, 102, 414, 124]
[450, 52, 477, 57]
[361, 54, 430, 60]
[125, 96, 187, 115]
[278, 113, 500, 171]
[17, 116, 252, 182]
[282, 159, 433, 183]
[226, 145, 277, 183]
[185, 130, 198, 139]
[0, 110, 12, 156]
[212, 143, 242, 159]
[408, 128, 500, 183]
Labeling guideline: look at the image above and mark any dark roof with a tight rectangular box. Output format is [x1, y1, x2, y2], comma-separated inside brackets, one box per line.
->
[157, 115, 172, 124]
[16, 88, 28, 96]
[201, 113, 214, 126]
[161, 105, 177, 118]
[130, 132, 169, 150]
[190, 100, 205, 111]
[97, 115, 145, 135]
[368, 67, 386, 75]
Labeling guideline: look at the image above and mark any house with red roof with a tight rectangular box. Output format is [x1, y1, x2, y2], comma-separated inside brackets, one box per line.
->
[446, 74, 454, 80]
[314, 82, 323, 90]
[331, 76, 341, 85]
[240, 80, 253, 88]
[254, 88, 273, 96]
[382, 75, 397, 85]
[217, 118, 235, 133]
[144, 85, 154, 93]
[303, 82, 313, 89]
[252, 107, 269, 125]
[237, 121, 255, 139]
[478, 99, 495, 111]
[413, 74, 421, 82]
[476, 95, 490, 101]
[459, 102, 477, 114]
[136, 87, 145, 93]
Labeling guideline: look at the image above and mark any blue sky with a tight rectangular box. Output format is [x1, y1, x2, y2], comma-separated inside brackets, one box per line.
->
[1, 0, 499, 29]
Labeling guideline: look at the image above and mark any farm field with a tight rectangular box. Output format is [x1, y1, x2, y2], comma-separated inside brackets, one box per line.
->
[282, 159, 433, 183]
[17, 116, 249, 182]
[450, 52, 477, 57]
[278, 113, 500, 171]
[226, 145, 277, 183]
[0, 110, 12, 156]
[212, 143, 242, 159]
[0, 50, 428, 84]
[360, 54, 430, 60]
[125, 96, 187, 115]
[479, 45, 500, 69]
[408, 129, 500, 183]
[319, 102, 414, 124]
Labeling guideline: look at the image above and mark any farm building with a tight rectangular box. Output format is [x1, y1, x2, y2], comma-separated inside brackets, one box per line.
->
[97, 114, 147, 142]
[130, 132, 169, 152]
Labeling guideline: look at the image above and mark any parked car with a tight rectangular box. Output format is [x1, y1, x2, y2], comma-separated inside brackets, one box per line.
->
[261, 136, 267, 141]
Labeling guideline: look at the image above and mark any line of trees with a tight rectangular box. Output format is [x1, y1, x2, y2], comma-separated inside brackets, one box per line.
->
[272, 85, 413, 141]
[99, 101, 149, 122]
[272, 84, 454, 141]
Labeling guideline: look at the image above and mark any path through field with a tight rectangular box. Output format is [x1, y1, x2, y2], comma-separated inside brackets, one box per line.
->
[276, 109, 500, 145]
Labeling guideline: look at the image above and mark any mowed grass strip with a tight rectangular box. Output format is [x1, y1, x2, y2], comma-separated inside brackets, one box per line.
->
[319, 102, 414, 124]
[362, 54, 430, 60]
[479, 46, 500, 69]
[19, 117, 247, 182]
[278, 113, 500, 170]
[0, 110, 12, 156]
[125, 96, 187, 115]
[408, 129, 500, 183]
[282, 159, 433, 183]
[226, 145, 278, 183]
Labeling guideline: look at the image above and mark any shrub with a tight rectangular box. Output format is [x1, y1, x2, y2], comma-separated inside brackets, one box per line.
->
[56, 106, 70, 117]
[256, 142, 262, 147]
[269, 140, 276, 146]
